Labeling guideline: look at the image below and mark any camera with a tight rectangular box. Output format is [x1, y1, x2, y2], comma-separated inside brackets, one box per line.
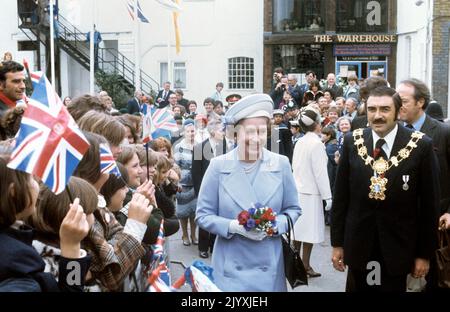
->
[273, 72, 281, 83]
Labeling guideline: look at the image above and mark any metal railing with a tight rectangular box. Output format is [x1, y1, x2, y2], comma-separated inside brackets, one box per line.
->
[18, 6, 159, 96]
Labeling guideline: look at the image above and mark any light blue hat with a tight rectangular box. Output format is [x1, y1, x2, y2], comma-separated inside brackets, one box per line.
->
[223, 94, 273, 125]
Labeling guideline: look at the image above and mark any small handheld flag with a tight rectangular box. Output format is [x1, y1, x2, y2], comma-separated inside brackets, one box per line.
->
[7, 75, 90, 194]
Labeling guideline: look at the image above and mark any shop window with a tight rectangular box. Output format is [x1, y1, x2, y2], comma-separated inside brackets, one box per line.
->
[273, 0, 325, 33]
[273, 44, 325, 80]
[228, 57, 254, 90]
[336, 0, 388, 33]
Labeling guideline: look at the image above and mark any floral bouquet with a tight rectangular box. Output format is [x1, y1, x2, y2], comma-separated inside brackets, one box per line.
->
[237, 203, 278, 236]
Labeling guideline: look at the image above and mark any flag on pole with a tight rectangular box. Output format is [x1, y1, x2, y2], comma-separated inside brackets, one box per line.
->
[7, 75, 90, 194]
[148, 220, 172, 292]
[127, 0, 150, 23]
[172, 0, 181, 54]
[142, 105, 178, 142]
[99, 143, 121, 177]
[155, 0, 181, 12]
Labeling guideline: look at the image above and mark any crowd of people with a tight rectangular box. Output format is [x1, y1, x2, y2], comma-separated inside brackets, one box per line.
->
[0, 56, 450, 292]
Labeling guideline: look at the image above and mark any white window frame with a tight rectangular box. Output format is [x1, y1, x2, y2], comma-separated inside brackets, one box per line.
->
[228, 57, 255, 90]
[160, 61, 187, 89]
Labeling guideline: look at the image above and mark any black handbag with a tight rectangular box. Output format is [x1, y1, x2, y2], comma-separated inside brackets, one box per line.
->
[282, 213, 308, 288]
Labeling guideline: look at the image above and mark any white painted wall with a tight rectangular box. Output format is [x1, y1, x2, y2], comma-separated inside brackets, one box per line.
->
[58, 0, 264, 104]
[396, 0, 433, 87]
[2, 0, 264, 104]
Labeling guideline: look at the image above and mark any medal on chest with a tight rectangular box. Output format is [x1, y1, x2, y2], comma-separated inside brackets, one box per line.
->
[353, 129, 423, 201]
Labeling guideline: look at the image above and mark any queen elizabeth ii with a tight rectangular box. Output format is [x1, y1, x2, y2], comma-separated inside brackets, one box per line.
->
[195, 94, 301, 291]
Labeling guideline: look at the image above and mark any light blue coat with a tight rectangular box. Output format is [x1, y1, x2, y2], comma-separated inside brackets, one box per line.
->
[195, 148, 301, 292]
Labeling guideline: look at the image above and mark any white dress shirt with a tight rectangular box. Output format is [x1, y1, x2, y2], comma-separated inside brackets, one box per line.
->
[371, 124, 398, 159]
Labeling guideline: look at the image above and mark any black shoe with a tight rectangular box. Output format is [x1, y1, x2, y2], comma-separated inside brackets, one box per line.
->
[199, 251, 209, 259]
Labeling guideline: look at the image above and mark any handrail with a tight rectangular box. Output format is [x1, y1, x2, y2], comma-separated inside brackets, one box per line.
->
[57, 15, 159, 93]
[18, 8, 159, 95]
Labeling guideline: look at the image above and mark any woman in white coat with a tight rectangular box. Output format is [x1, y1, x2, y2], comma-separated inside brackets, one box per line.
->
[195, 94, 301, 291]
[292, 108, 332, 278]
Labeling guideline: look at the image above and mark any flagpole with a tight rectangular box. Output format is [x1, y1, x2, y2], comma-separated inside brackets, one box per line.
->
[89, 0, 95, 95]
[167, 12, 172, 85]
[49, 0, 56, 88]
[134, 0, 141, 91]
[145, 143, 150, 181]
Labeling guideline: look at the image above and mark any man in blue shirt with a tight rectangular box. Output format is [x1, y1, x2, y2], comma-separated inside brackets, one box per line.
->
[86, 26, 102, 70]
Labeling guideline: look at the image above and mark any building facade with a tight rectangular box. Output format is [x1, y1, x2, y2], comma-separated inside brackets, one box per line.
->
[4, 0, 265, 107]
[397, 0, 450, 117]
[263, 0, 397, 92]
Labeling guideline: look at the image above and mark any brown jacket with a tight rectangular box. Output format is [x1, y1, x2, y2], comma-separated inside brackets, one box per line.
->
[85, 206, 146, 291]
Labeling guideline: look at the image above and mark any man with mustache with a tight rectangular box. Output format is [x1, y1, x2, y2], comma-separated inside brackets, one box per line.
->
[0, 61, 26, 118]
[331, 86, 440, 292]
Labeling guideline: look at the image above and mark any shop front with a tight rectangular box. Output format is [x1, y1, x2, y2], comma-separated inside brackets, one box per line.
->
[264, 0, 397, 92]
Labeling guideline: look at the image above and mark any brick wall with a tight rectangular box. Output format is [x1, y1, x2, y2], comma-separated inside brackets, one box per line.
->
[432, 0, 450, 116]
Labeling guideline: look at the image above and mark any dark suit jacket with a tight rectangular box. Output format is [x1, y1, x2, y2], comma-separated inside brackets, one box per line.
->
[156, 90, 174, 109]
[420, 115, 450, 214]
[326, 84, 344, 98]
[331, 125, 440, 276]
[192, 138, 229, 196]
[267, 124, 293, 163]
[351, 115, 368, 131]
[127, 98, 141, 115]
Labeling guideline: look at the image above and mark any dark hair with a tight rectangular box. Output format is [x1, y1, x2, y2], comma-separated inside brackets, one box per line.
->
[0, 156, 33, 229]
[399, 78, 431, 110]
[73, 132, 106, 185]
[359, 77, 388, 103]
[309, 79, 321, 90]
[216, 82, 224, 88]
[0, 61, 24, 82]
[203, 97, 215, 105]
[213, 100, 223, 109]
[274, 67, 284, 75]
[175, 89, 184, 96]
[100, 163, 129, 207]
[305, 70, 315, 77]
[321, 126, 336, 141]
[299, 109, 319, 132]
[323, 88, 335, 100]
[368, 87, 401, 117]
[188, 100, 197, 107]
[0, 107, 24, 139]
[32, 177, 98, 241]
[116, 115, 140, 144]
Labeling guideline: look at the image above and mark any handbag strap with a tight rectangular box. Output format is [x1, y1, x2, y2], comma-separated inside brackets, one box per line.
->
[282, 213, 296, 244]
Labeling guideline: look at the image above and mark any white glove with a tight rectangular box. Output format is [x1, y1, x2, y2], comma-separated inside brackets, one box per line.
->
[325, 199, 333, 211]
[228, 220, 266, 241]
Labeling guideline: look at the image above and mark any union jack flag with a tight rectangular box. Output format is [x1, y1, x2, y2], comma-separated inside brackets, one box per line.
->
[30, 71, 44, 89]
[148, 220, 172, 292]
[142, 105, 178, 143]
[100, 143, 121, 177]
[7, 75, 90, 194]
[126, 0, 150, 23]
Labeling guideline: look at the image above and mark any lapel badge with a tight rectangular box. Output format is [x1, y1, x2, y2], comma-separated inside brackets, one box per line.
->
[402, 175, 410, 191]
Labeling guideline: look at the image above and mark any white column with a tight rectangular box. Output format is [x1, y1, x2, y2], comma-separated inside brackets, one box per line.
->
[89, 0, 95, 95]
[134, 0, 141, 90]
[167, 11, 172, 85]
[49, 0, 55, 87]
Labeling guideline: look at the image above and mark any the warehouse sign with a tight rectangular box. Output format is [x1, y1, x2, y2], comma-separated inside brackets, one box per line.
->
[314, 34, 397, 44]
